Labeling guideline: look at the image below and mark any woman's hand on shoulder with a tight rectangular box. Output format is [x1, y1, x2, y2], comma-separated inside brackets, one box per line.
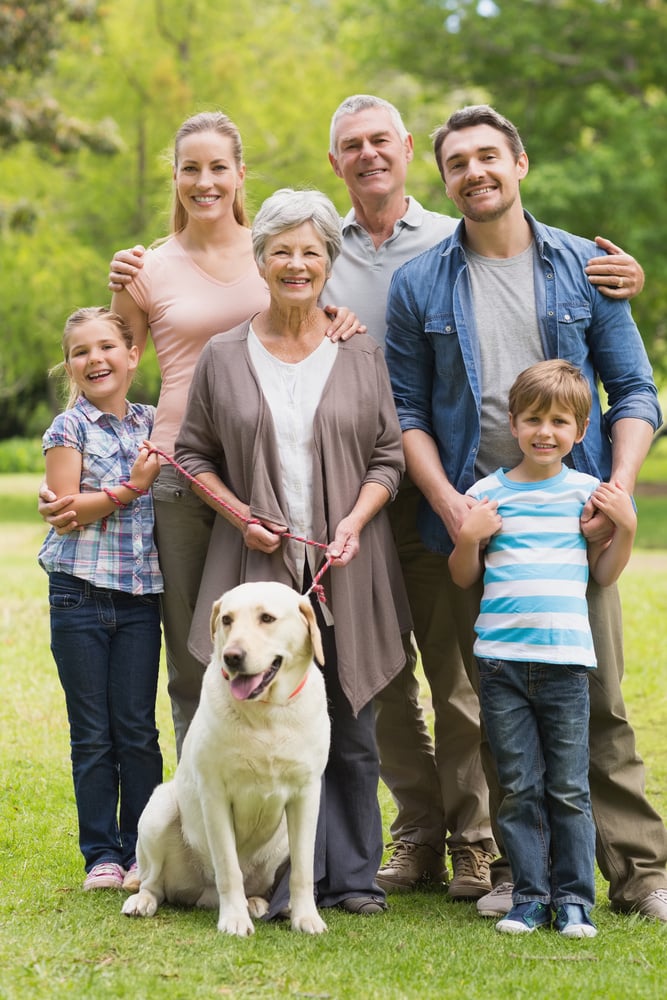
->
[322, 305, 367, 342]
[108, 244, 146, 293]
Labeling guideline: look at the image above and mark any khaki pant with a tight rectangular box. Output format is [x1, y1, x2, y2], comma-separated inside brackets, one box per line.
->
[153, 465, 215, 758]
[375, 482, 495, 854]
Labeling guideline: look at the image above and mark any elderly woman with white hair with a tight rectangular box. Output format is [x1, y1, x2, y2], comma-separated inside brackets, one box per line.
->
[175, 188, 411, 916]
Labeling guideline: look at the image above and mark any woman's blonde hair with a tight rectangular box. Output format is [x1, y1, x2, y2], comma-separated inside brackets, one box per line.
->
[170, 111, 248, 233]
[52, 306, 134, 409]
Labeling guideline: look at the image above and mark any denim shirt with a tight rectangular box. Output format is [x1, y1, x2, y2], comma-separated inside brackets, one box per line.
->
[385, 211, 662, 555]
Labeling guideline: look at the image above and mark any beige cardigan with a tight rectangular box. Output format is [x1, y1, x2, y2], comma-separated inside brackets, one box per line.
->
[175, 321, 412, 714]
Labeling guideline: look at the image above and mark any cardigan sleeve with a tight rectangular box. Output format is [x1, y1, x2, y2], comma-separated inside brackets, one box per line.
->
[361, 347, 405, 500]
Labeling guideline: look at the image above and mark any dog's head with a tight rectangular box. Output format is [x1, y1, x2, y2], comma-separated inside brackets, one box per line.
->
[210, 581, 324, 705]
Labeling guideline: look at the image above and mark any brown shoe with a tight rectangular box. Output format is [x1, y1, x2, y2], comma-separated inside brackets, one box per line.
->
[337, 895, 387, 915]
[448, 845, 494, 900]
[376, 841, 447, 893]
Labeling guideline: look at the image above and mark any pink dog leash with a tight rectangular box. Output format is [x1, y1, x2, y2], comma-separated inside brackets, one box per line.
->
[149, 448, 334, 603]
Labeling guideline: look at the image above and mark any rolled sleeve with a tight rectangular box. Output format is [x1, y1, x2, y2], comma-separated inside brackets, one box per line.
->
[588, 295, 663, 433]
[385, 265, 436, 436]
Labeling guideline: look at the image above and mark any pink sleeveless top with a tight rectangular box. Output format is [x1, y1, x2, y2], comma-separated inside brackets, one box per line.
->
[127, 235, 269, 454]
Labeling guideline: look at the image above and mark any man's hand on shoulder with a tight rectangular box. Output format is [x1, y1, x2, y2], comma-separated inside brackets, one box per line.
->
[585, 236, 644, 299]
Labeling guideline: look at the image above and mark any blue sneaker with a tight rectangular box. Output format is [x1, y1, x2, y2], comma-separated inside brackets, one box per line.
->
[496, 900, 551, 934]
[554, 904, 597, 938]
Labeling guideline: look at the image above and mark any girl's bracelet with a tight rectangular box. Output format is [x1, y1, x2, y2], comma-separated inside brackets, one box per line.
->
[103, 487, 128, 508]
[120, 481, 149, 496]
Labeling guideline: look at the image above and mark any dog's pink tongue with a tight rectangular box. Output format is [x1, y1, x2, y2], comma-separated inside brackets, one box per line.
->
[230, 673, 265, 701]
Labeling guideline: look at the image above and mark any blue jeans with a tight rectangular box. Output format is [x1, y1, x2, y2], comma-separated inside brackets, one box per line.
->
[477, 657, 595, 909]
[49, 572, 163, 871]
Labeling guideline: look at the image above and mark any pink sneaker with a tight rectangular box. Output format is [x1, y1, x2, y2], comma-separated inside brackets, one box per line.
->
[122, 863, 141, 892]
[83, 862, 126, 890]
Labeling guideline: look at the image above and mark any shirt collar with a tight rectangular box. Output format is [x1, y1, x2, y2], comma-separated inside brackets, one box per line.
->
[340, 195, 425, 236]
[441, 210, 550, 258]
[76, 394, 139, 426]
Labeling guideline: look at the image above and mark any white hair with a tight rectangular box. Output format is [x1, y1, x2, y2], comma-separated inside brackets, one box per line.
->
[329, 94, 409, 156]
[252, 188, 342, 271]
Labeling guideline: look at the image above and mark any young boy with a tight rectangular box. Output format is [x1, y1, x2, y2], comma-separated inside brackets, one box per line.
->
[449, 359, 637, 938]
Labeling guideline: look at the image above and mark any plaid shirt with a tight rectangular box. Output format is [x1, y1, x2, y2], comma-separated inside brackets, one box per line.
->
[39, 396, 163, 596]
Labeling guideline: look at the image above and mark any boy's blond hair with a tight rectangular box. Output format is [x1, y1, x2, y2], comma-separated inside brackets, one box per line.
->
[508, 359, 592, 435]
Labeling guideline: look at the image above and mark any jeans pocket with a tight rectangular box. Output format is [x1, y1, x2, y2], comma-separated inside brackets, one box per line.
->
[476, 656, 505, 678]
[48, 588, 85, 611]
[139, 593, 161, 608]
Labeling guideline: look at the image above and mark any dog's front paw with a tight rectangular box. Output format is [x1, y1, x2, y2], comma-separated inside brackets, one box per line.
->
[291, 909, 328, 935]
[217, 908, 255, 937]
[122, 889, 159, 918]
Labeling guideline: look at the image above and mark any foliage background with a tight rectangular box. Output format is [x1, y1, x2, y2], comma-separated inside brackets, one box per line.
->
[2, 0, 666, 440]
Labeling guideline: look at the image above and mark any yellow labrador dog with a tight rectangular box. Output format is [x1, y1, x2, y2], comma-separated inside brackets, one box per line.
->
[122, 581, 330, 936]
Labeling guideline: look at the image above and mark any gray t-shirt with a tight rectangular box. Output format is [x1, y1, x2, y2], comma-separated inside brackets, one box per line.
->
[465, 242, 544, 477]
[324, 197, 457, 347]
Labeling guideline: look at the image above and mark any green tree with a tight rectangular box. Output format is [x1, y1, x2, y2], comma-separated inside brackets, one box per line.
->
[1, 0, 370, 438]
[335, 0, 667, 374]
[0, 2, 120, 160]
[0, 1, 125, 436]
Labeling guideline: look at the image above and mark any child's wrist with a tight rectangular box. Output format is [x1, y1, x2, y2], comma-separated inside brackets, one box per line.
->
[103, 481, 150, 509]
[120, 480, 150, 496]
[103, 487, 129, 508]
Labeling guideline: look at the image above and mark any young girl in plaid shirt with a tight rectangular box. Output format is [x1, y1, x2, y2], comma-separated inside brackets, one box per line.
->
[39, 307, 163, 892]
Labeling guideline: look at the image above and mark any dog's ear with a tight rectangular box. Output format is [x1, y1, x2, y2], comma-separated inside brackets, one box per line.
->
[210, 598, 223, 641]
[299, 598, 325, 666]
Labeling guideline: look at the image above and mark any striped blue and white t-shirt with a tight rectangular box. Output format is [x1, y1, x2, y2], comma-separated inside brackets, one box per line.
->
[468, 466, 599, 668]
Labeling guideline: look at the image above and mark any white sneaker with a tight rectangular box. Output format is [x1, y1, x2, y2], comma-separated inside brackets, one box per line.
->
[476, 881, 514, 917]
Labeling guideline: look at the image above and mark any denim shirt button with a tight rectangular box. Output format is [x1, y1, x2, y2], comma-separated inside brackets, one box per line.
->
[564, 313, 571, 321]
[445, 325, 452, 333]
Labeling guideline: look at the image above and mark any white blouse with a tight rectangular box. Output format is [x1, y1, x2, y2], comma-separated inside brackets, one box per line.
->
[248, 326, 337, 583]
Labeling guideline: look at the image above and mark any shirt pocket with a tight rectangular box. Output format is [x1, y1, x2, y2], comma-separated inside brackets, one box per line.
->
[81, 435, 123, 490]
[556, 303, 592, 360]
[426, 314, 467, 382]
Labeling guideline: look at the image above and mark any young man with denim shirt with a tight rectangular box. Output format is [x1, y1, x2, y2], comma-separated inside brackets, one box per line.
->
[384, 103, 667, 922]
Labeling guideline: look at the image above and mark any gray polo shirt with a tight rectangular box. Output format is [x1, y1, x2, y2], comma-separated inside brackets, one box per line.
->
[324, 197, 458, 347]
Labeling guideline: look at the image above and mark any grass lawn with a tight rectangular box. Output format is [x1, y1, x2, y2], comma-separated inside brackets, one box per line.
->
[1, 475, 666, 999]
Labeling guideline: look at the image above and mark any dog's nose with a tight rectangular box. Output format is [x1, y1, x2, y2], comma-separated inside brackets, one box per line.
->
[223, 647, 246, 671]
